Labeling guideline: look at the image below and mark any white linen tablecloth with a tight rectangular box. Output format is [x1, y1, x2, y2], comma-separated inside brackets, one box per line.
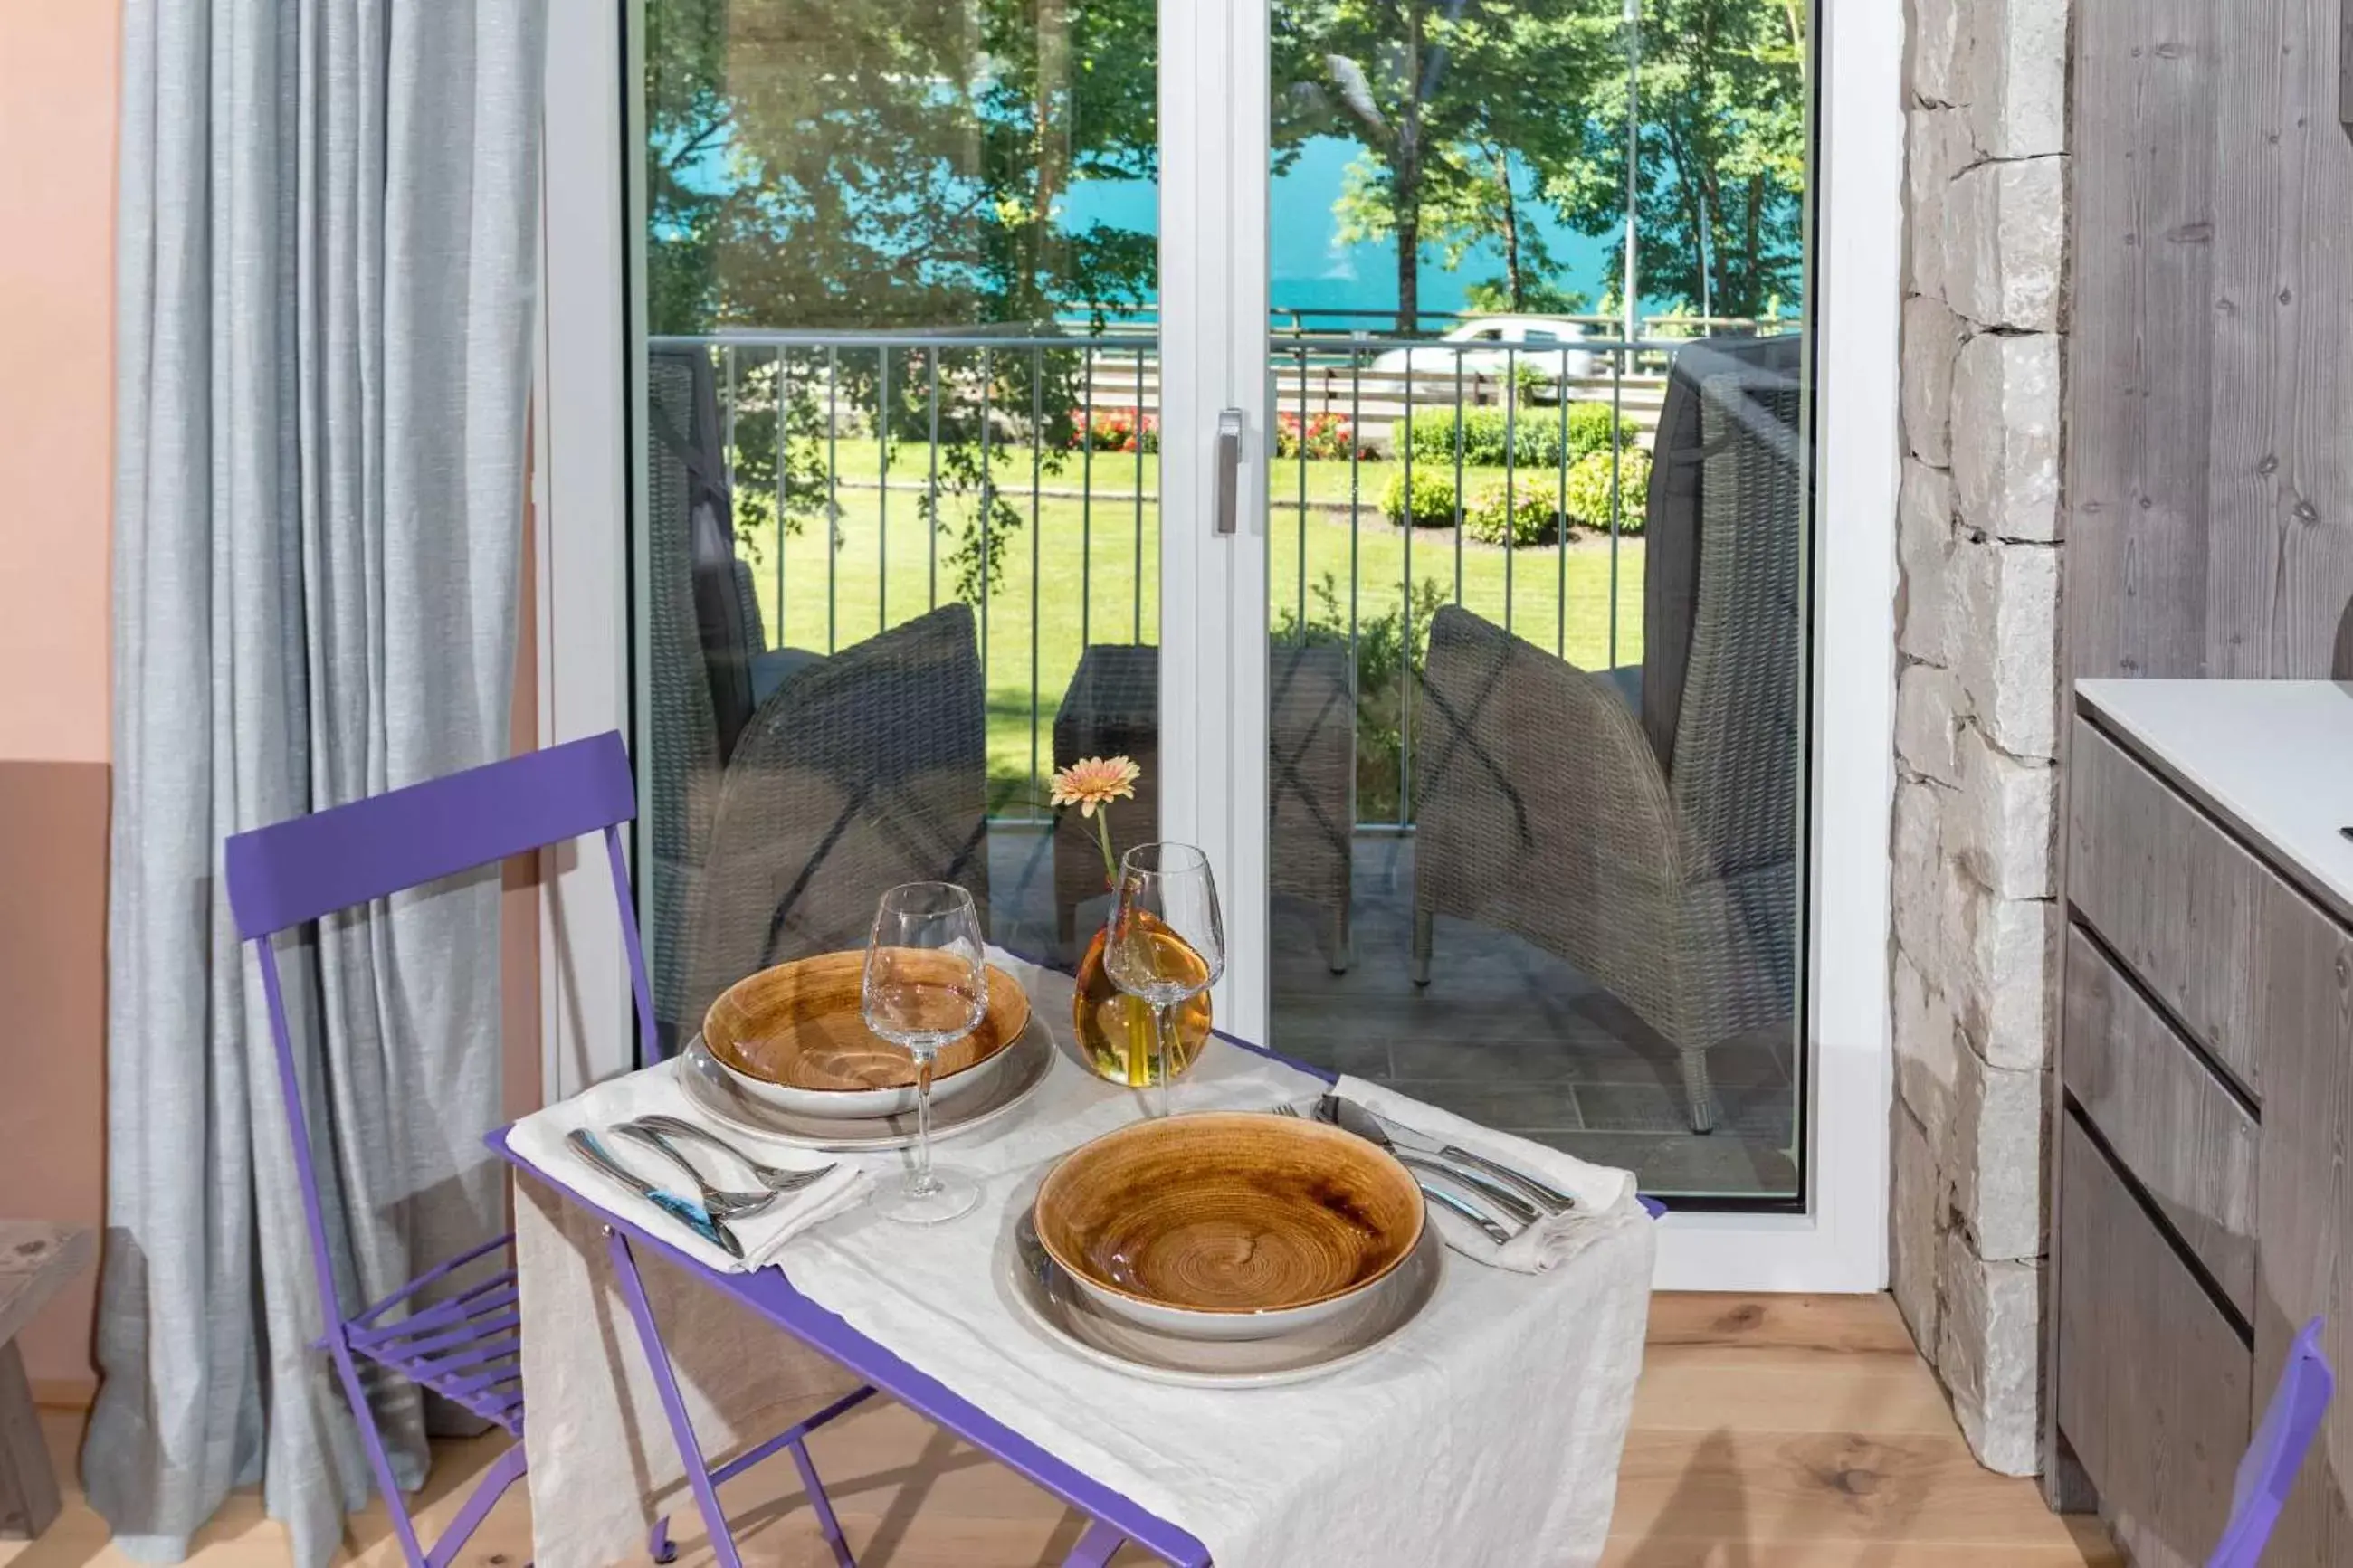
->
[514, 951, 1654, 1568]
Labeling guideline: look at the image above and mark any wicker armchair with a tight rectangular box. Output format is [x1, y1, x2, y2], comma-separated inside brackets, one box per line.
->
[647, 347, 988, 1042]
[1051, 641, 1355, 969]
[1411, 347, 1804, 1132]
[676, 603, 990, 1029]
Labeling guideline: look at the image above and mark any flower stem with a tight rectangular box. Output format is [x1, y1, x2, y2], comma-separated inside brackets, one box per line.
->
[1092, 811, 1119, 888]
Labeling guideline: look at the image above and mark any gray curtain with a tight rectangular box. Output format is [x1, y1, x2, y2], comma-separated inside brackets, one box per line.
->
[86, 4, 548, 1565]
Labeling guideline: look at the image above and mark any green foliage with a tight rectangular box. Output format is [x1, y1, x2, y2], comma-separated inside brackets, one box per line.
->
[1553, 0, 1807, 319]
[646, 0, 1159, 606]
[1272, 574, 1453, 821]
[1392, 401, 1639, 470]
[1562, 447, 1653, 534]
[1275, 1, 1616, 327]
[1379, 466, 1463, 528]
[1463, 478, 1563, 546]
[1465, 278, 1590, 315]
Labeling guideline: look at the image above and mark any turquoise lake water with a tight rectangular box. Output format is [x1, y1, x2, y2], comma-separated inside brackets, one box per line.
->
[1062, 136, 1636, 320]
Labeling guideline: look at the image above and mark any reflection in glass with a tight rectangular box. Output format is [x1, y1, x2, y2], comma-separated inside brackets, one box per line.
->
[1263, 0, 1812, 1201]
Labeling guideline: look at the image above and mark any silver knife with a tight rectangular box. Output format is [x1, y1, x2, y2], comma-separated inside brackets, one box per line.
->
[1314, 1098, 1541, 1227]
[565, 1128, 745, 1260]
[1322, 1094, 1577, 1216]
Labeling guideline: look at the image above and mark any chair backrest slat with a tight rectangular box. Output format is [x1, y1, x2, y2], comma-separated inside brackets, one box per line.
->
[224, 732, 636, 937]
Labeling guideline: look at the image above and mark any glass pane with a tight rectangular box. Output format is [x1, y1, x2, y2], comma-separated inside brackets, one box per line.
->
[1265, 0, 1812, 1202]
[636, 0, 1158, 1053]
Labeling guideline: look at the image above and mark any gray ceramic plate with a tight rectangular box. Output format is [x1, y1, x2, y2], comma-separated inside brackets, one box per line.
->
[1003, 1176, 1443, 1388]
[676, 1012, 1053, 1152]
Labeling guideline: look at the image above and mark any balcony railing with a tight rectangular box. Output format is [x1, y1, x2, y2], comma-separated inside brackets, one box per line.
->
[653, 324, 1743, 831]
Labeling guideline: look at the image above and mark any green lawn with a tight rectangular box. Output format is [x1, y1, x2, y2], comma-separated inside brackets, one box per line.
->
[741, 443, 1644, 802]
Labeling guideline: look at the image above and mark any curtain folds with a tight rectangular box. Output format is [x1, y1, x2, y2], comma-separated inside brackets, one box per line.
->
[87, 4, 548, 1563]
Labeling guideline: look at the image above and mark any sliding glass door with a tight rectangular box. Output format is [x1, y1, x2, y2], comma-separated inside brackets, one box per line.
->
[542, 0, 1896, 1286]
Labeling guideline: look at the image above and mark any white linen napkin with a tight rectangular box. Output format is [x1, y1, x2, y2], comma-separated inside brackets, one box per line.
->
[1331, 1075, 1636, 1273]
[507, 1058, 872, 1273]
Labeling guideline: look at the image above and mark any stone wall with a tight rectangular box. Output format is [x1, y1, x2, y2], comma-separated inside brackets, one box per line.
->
[1890, 0, 2066, 1477]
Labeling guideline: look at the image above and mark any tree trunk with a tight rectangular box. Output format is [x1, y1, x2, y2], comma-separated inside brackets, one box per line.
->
[1396, 0, 1425, 333]
[1492, 147, 1525, 310]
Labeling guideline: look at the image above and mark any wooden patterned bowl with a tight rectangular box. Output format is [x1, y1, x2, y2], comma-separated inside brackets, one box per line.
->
[1034, 1112, 1426, 1341]
[700, 950, 1030, 1119]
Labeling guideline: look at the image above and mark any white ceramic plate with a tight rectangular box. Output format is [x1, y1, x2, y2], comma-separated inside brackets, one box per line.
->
[676, 1014, 1053, 1152]
[1003, 1184, 1443, 1388]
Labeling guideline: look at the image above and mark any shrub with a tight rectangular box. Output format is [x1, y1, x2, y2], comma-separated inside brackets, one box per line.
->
[1379, 466, 1463, 528]
[1391, 402, 1641, 470]
[1564, 401, 1641, 461]
[1561, 448, 1653, 536]
[1462, 478, 1564, 547]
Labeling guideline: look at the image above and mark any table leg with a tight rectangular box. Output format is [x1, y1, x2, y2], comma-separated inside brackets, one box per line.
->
[1061, 1518, 1128, 1567]
[0, 1340, 59, 1539]
[605, 1230, 749, 1568]
[786, 1437, 855, 1568]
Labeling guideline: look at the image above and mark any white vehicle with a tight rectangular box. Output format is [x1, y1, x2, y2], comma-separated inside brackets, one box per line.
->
[1367, 316, 1596, 403]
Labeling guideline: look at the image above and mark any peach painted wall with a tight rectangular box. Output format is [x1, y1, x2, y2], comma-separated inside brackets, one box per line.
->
[0, 1, 121, 1397]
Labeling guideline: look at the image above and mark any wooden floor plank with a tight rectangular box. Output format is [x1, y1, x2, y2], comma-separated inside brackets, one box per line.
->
[9, 1294, 2116, 1568]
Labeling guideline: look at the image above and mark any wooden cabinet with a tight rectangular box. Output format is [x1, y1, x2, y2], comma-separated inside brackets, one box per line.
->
[2054, 682, 2353, 1565]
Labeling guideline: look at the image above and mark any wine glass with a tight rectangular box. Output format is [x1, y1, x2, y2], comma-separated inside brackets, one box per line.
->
[862, 881, 987, 1224]
[1104, 842, 1225, 1117]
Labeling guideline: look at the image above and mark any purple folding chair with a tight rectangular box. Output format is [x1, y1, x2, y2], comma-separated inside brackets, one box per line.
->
[224, 731, 872, 1568]
[2206, 1316, 2334, 1568]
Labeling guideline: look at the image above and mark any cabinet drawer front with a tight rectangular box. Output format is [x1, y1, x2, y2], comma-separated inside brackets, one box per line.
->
[2069, 717, 2284, 1097]
[2058, 1114, 2253, 1568]
[2062, 925, 2259, 1316]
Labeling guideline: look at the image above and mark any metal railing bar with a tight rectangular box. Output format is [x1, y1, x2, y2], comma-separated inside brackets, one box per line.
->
[1609, 346, 1624, 669]
[1132, 348, 1144, 643]
[1081, 344, 1094, 650]
[1347, 345, 1361, 700]
[825, 345, 840, 652]
[1453, 355, 1466, 604]
[1400, 347, 1415, 829]
[877, 347, 891, 632]
[1558, 345, 1571, 659]
[980, 347, 994, 685]
[786, 350, 805, 649]
[1029, 347, 1043, 799]
[927, 348, 941, 611]
[1504, 346, 1517, 635]
[1294, 347, 1308, 646]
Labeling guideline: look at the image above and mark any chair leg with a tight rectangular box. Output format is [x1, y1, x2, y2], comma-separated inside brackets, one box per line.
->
[1326, 903, 1351, 975]
[786, 1436, 857, 1568]
[1679, 1047, 1720, 1135]
[605, 1230, 748, 1568]
[326, 1335, 433, 1568]
[1061, 1519, 1128, 1567]
[649, 1516, 677, 1563]
[1410, 909, 1434, 986]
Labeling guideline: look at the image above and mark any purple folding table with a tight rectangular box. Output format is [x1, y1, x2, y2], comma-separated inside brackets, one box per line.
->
[492, 1026, 1664, 1568]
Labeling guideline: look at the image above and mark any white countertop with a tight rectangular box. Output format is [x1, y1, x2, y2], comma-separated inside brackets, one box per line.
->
[2077, 679, 2353, 924]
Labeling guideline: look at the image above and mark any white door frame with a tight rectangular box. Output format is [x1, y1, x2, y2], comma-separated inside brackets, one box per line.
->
[531, 0, 1901, 1290]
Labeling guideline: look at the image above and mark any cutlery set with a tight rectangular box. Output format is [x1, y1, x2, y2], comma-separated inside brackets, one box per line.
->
[1273, 1095, 1573, 1244]
[566, 1119, 836, 1260]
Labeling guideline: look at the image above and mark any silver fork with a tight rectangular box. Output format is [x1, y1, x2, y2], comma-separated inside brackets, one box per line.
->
[624, 1114, 836, 1199]
[1272, 1102, 1520, 1246]
[611, 1120, 832, 1220]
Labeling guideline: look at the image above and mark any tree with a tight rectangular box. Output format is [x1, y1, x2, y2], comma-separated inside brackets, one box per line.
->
[1280, 0, 1612, 329]
[1551, 0, 1805, 320]
[643, 0, 1163, 600]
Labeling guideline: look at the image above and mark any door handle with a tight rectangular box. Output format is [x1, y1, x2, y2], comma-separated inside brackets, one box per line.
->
[1214, 408, 1243, 536]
